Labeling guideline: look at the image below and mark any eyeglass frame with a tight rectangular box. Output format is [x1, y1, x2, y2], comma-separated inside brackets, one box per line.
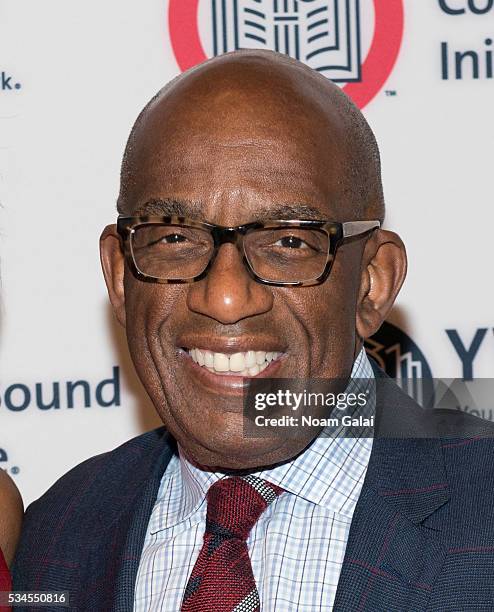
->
[116, 215, 381, 287]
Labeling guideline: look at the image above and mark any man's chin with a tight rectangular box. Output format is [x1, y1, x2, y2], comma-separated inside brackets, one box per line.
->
[156, 387, 317, 471]
[179, 429, 311, 472]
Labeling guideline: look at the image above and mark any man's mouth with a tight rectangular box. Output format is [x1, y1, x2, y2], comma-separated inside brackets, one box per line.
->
[186, 348, 284, 377]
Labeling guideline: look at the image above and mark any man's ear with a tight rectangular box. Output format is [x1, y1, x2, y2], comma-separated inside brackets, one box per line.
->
[100, 224, 126, 327]
[356, 229, 407, 340]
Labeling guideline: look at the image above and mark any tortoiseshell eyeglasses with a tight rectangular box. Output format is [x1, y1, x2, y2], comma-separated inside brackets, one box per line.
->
[116, 216, 380, 287]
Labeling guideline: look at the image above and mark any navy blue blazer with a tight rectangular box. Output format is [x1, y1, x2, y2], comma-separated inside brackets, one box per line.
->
[13, 372, 494, 611]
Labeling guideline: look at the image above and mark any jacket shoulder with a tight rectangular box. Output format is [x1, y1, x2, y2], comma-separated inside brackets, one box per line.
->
[13, 427, 174, 595]
[17, 426, 173, 551]
[33, 427, 170, 507]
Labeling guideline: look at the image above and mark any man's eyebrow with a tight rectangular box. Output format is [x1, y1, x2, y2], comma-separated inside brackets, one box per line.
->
[256, 204, 325, 221]
[133, 198, 202, 218]
[131, 200, 325, 221]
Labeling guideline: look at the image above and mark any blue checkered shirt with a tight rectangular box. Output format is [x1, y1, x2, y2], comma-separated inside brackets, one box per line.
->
[134, 349, 374, 611]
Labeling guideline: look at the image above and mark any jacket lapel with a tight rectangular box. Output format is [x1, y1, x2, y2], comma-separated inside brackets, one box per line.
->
[112, 430, 175, 611]
[81, 428, 175, 612]
[333, 374, 450, 612]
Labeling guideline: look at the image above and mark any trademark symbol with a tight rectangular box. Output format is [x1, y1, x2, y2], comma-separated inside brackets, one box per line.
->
[10, 466, 19, 475]
[385, 90, 397, 97]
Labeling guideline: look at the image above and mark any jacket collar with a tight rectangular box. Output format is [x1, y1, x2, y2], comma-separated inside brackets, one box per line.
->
[333, 362, 450, 611]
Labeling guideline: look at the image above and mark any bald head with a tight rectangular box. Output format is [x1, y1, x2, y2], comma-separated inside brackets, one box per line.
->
[118, 50, 384, 222]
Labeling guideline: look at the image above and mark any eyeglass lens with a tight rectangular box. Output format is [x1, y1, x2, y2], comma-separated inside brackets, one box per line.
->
[130, 223, 330, 283]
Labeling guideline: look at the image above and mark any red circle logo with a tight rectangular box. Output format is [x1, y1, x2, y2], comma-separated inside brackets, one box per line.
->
[168, 0, 404, 109]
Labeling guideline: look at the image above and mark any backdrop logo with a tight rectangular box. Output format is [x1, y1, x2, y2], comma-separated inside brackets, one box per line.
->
[0, 367, 120, 412]
[168, 0, 404, 108]
[0, 71, 22, 92]
[0, 448, 20, 476]
[365, 321, 433, 404]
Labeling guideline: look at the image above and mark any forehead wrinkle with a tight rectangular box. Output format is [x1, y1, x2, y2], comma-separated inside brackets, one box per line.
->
[212, 139, 277, 150]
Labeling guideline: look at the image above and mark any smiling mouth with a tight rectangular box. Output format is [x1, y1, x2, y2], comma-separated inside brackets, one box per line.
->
[184, 348, 284, 377]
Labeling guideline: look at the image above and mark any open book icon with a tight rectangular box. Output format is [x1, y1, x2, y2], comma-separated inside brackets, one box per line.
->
[210, 0, 362, 82]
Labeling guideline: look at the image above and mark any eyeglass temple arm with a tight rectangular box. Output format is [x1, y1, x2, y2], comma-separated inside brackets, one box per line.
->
[342, 220, 381, 238]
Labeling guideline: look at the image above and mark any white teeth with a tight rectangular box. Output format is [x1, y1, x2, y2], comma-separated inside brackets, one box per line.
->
[255, 351, 267, 365]
[187, 348, 282, 376]
[229, 352, 246, 372]
[245, 351, 257, 368]
[213, 352, 230, 372]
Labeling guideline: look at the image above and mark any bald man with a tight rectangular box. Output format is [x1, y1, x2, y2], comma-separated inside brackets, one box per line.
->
[13, 51, 494, 611]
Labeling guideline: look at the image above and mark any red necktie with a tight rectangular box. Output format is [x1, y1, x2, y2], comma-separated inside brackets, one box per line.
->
[180, 475, 284, 612]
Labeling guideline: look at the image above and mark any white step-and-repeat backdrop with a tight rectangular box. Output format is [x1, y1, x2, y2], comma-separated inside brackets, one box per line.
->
[1, 0, 493, 505]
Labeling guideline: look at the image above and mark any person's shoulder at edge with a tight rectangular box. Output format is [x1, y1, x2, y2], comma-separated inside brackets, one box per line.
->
[0, 469, 24, 566]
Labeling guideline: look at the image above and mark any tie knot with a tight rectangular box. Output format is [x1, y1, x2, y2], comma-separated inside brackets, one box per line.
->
[205, 475, 284, 541]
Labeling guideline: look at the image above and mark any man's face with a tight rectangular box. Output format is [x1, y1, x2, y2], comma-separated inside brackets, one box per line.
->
[107, 61, 371, 470]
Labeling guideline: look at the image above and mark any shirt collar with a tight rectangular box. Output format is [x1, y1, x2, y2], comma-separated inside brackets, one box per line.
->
[252, 348, 374, 514]
[150, 348, 374, 533]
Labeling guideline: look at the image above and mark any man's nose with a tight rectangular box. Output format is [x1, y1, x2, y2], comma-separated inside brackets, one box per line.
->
[186, 244, 273, 324]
